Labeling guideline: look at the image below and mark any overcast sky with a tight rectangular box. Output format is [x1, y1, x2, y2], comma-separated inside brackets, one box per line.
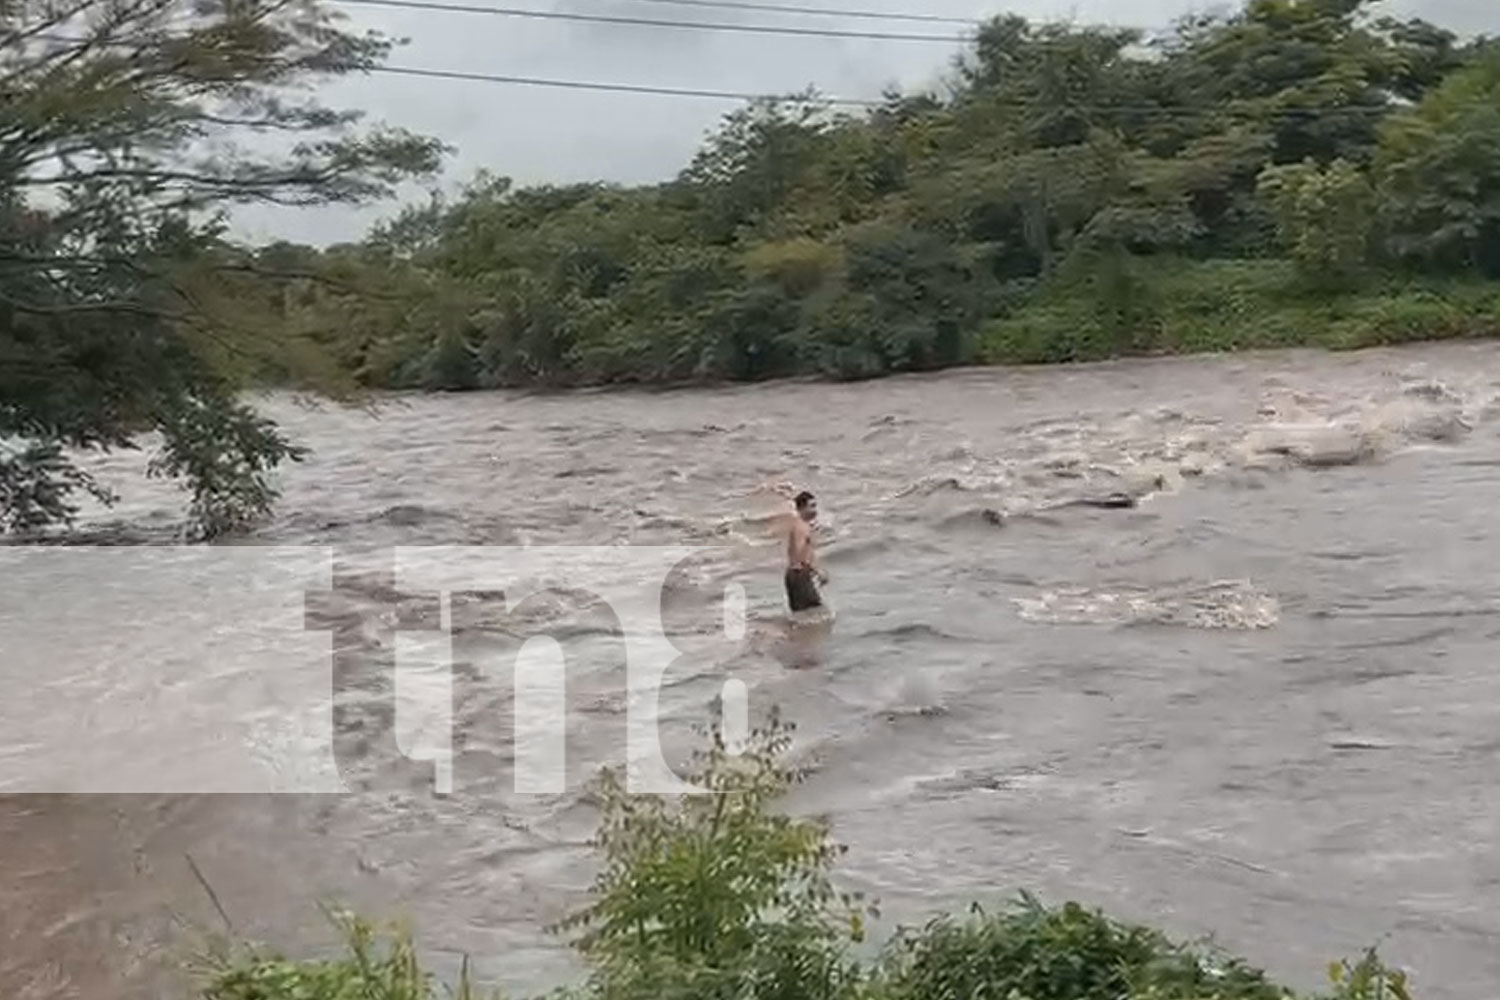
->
[233, 0, 1494, 246]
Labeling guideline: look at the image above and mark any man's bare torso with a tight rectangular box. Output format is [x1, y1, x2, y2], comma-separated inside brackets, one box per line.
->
[786, 516, 815, 569]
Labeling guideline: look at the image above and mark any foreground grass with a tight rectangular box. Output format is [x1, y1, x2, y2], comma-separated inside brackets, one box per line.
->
[979, 259, 1500, 365]
[193, 714, 1418, 1000]
[197, 905, 1413, 1000]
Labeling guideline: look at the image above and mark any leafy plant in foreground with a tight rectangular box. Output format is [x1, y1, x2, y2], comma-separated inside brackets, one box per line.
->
[188, 714, 1422, 1000]
[1325, 949, 1413, 1000]
[551, 709, 873, 1000]
[196, 906, 492, 1000]
[876, 892, 1286, 1000]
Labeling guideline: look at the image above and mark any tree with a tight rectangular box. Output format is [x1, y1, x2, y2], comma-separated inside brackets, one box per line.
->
[262, 0, 1494, 395]
[1258, 158, 1374, 286]
[0, 0, 444, 537]
[1163, 0, 1397, 168]
[837, 221, 987, 370]
[1146, 0, 1460, 246]
[679, 93, 834, 244]
[959, 16, 1145, 150]
[1375, 49, 1500, 275]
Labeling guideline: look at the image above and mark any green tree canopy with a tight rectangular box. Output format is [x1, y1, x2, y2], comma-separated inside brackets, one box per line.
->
[161, 0, 1499, 421]
[1, 0, 443, 536]
[1375, 47, 1500, 275]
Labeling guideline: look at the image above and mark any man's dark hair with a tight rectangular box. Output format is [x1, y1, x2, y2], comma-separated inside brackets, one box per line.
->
[794, 491, 815, 510]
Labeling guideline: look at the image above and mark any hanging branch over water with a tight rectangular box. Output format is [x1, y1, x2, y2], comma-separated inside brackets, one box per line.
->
[0, 0, 446, 538]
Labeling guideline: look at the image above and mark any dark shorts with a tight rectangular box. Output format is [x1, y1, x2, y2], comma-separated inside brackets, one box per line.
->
[785, 566, 822, 612]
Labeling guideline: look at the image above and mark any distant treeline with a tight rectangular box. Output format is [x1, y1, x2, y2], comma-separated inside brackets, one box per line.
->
[240, 0, 1500, 391]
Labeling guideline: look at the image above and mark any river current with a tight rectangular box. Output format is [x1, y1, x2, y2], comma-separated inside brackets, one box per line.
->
[3, 344, 1500, 999]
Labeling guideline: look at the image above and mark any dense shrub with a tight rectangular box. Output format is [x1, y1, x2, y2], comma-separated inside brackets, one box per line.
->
[195, 713, 1421, 1000]
[196, 908, 489, 1000]
[980, 259, 1500, 364]
[876, 896, 1283, 1000]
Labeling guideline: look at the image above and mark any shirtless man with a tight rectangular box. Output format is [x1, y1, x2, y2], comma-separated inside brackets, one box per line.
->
[784, 490, 827, 612]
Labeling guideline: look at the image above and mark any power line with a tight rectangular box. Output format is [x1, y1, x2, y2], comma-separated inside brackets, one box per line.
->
[553, 0, 981, 26]
[374, 63, 888, 103]
[330, 0, 973, 41]
[22, 29, 1429, 121]
[370, 64, 1415, 120]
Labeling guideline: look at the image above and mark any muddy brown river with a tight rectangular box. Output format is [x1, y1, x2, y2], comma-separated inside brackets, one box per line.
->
[4, 344, 1500, 999]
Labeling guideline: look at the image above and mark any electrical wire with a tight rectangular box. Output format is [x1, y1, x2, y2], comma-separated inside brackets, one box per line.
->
[371, 64, 1409, 120]
[540, 0, 981, 26]
[374, 62, 887, 102]
[329, 0, 974, 42]
[20, 28, 1428, 118]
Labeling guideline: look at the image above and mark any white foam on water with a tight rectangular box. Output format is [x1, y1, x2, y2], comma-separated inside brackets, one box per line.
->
[1014, 580, 1281, 630]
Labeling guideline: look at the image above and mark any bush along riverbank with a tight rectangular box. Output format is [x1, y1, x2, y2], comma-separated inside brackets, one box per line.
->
[979, 260, 1500, 366]
[243, 0, 1500, 391]
[194, 714, 1417, 1000]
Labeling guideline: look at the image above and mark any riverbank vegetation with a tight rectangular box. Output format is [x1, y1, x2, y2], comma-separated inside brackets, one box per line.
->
[263, 0, 1500, 390]
[4, 0, 1499, 535]
[195, 714, 1417, 1000]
